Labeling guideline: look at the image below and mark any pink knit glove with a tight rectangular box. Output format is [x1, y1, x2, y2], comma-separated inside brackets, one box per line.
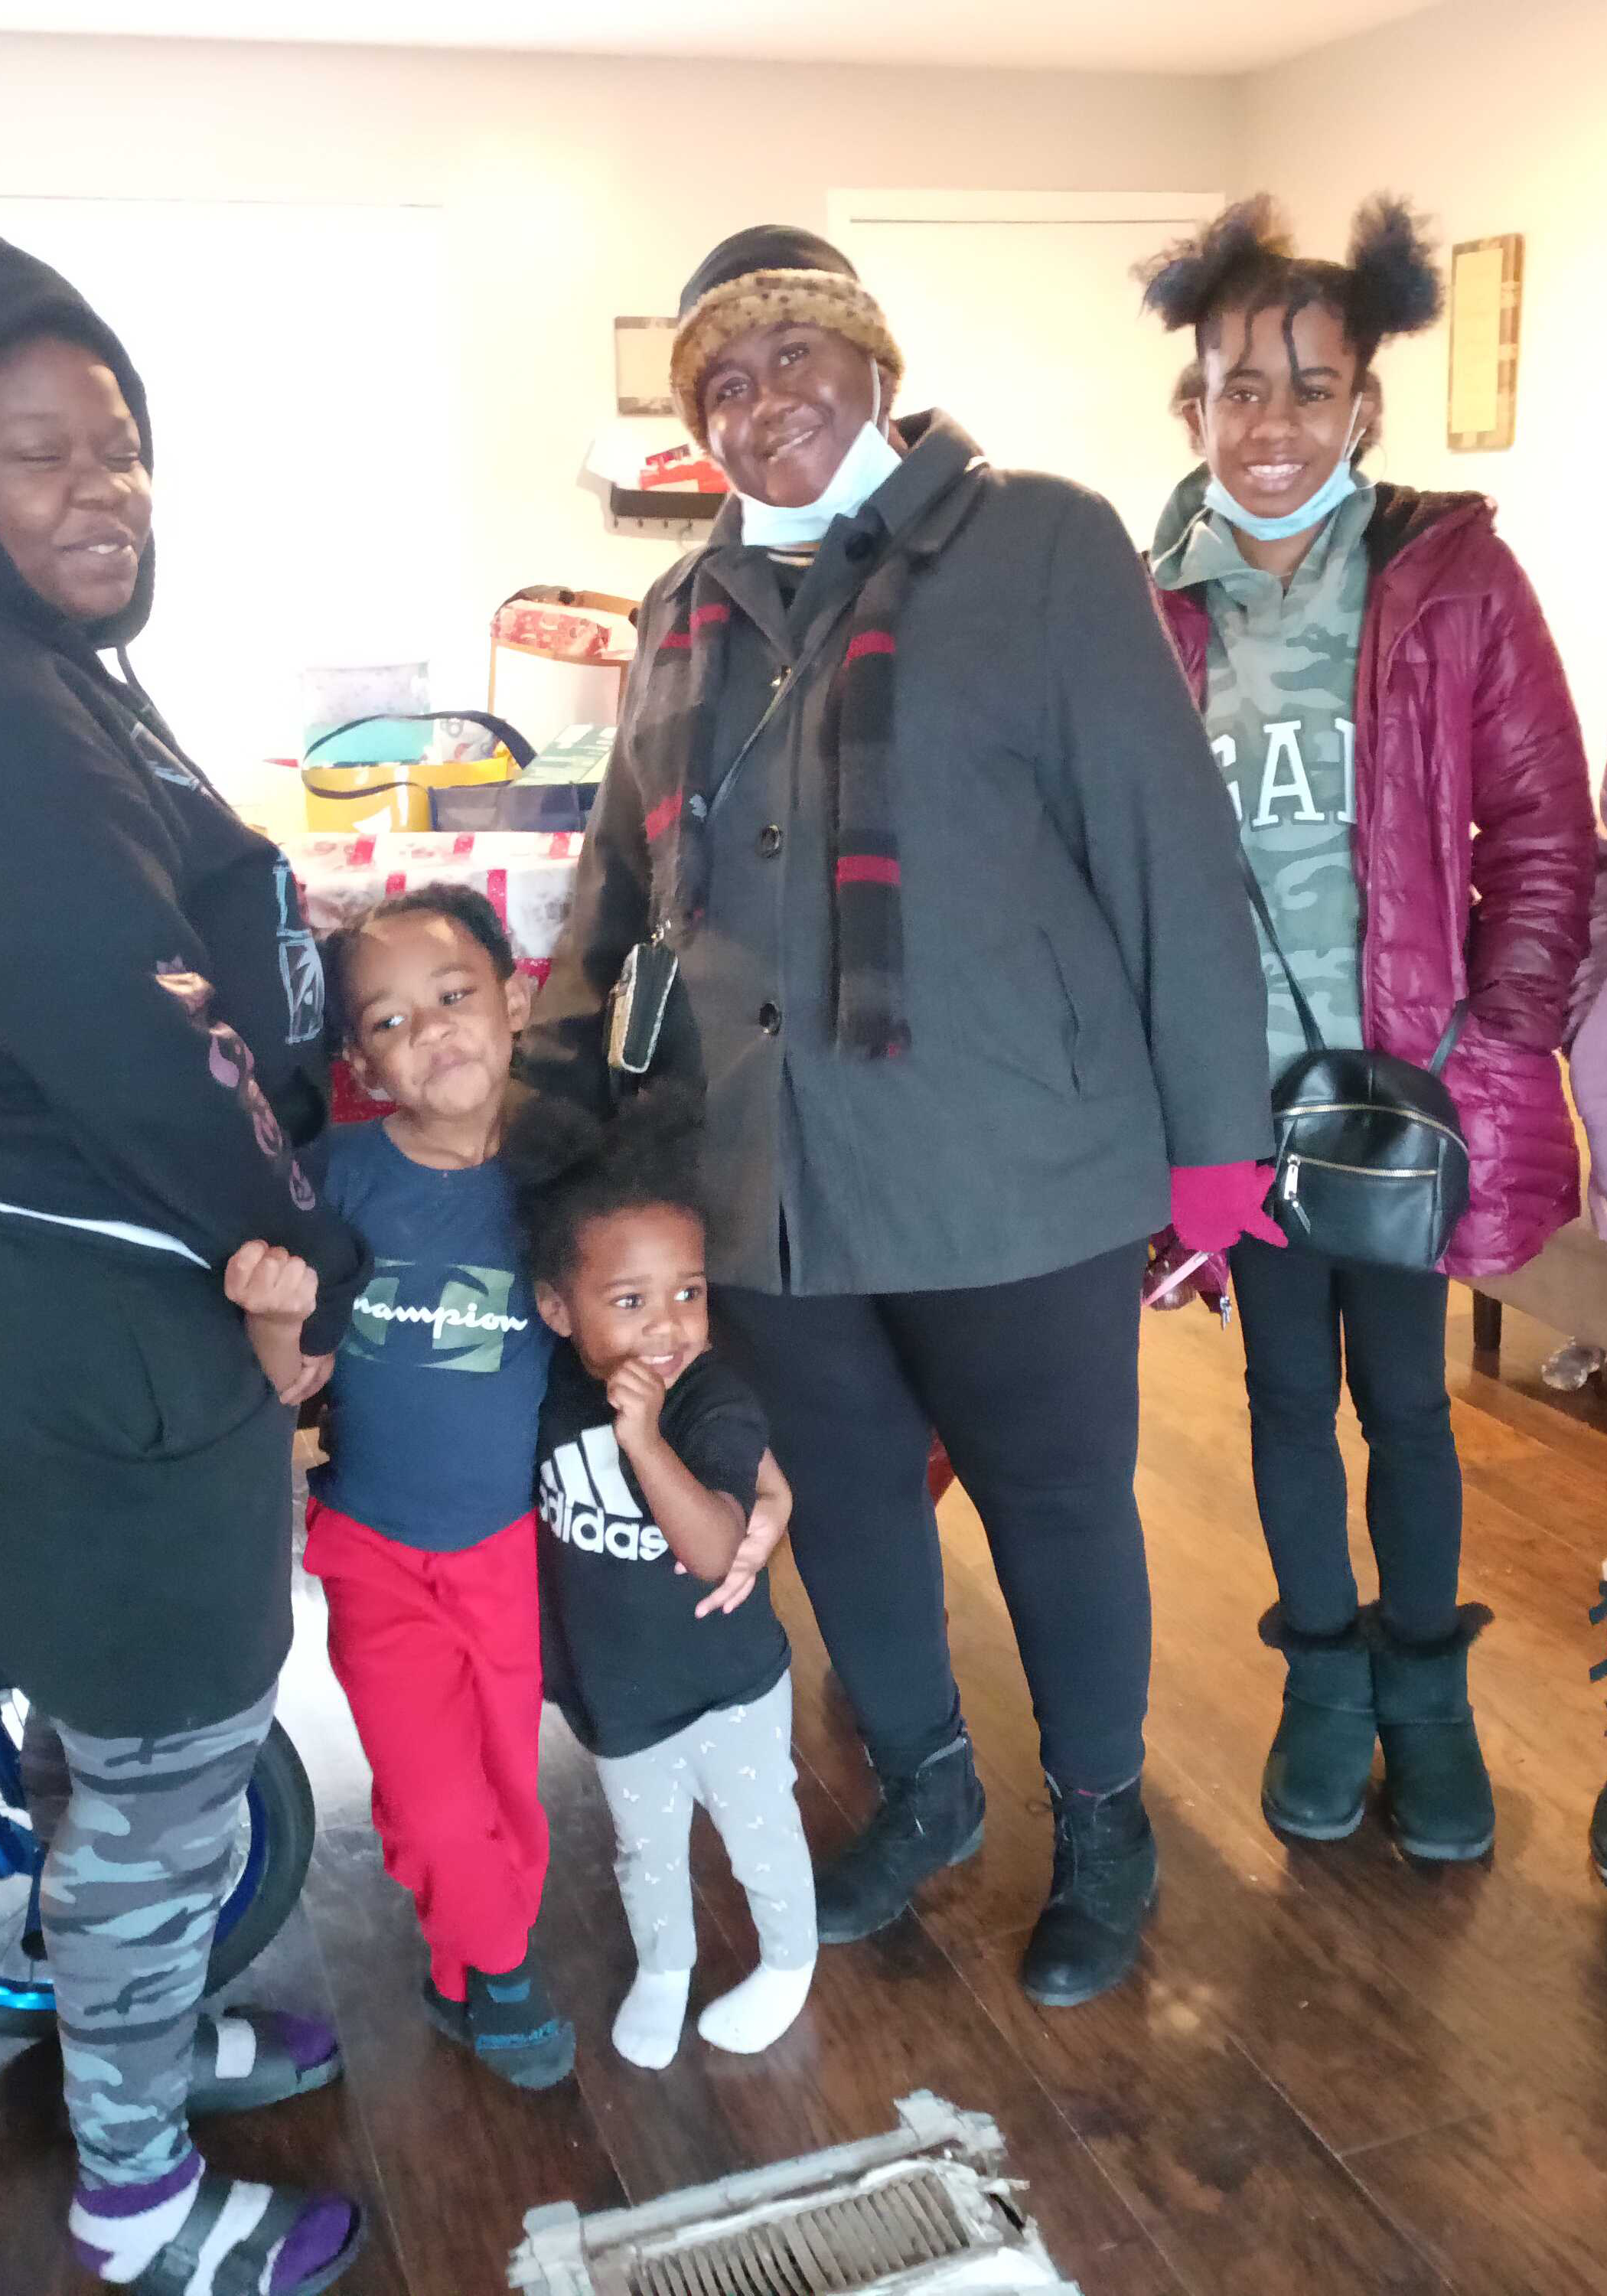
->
[1169, 1162, 1286, 1253]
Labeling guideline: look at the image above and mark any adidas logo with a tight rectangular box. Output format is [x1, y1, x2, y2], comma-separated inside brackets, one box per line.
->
[539, 1429, 670, 1563]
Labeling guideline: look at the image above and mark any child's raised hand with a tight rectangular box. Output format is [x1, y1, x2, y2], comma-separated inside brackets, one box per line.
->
[224, 1240, 318, 1325]
[226, 1243, 322, 1404]
[690, 1447, 791, 1617]
[608, 1357, 667, 1451]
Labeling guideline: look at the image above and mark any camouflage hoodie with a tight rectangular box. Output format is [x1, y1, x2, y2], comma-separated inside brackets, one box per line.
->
[1152, 464, 1373, 1077]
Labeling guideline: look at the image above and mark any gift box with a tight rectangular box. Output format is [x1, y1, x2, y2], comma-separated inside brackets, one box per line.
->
[429, 724, 616, 835]
[492, 601, 614, 663]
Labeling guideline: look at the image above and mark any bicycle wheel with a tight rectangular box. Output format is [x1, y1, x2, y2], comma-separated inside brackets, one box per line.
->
[0, 1695, 316, 2040]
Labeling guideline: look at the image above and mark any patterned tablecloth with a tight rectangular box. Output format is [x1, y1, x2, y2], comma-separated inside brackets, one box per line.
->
[283, 828, 582, 970]
[282, 829, 582, 1120]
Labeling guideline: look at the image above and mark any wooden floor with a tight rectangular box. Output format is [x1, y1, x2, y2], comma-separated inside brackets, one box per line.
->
[5, 1293, 1607, 2295]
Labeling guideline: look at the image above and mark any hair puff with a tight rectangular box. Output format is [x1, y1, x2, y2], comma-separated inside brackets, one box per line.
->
[1136, 194, 1293, 333]
[1139, 191, 1442, 374]
[507, 1084, 706, 1287]
[1346, 194, 1445, 344]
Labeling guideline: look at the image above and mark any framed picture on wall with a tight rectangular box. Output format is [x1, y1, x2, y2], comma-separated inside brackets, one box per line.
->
[614, 316, 678, 416]
[1447, 233, 1523, 453]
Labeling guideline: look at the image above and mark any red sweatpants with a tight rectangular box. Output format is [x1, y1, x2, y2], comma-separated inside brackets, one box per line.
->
[303, 1497, 549, 2001]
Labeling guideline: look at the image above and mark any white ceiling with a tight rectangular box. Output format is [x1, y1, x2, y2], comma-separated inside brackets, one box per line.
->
[0, 0, 1438, 77]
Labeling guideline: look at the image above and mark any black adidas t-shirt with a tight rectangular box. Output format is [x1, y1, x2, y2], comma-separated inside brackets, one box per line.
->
[536, 1344, 789, 1758]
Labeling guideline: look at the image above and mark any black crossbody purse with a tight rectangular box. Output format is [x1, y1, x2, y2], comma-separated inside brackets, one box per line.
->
[1240, 854, 1471, 1270]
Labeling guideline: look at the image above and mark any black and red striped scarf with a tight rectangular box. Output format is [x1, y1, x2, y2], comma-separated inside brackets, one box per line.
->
[644, 476, 980, 1058]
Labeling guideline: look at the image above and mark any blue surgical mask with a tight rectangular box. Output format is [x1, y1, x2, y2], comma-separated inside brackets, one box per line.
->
[1200, 396, 1367, 543]
[738, 360, 901, 548]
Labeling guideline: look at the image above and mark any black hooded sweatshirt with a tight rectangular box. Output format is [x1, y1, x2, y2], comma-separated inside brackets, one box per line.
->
[0, 239, 363, 1352]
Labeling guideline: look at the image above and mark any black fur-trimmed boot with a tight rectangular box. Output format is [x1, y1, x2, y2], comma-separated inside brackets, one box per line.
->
[1258, 1605, 1377, 1842]
[1019, 1777, 1158, 2007]
[814, 1730, 986, 1944]
[1369, 1604, 1495, 1861]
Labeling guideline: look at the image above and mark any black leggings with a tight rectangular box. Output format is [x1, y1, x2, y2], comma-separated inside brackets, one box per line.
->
[1228, 1237, 1462, 1643]
[715, 1241, 1150, 1794]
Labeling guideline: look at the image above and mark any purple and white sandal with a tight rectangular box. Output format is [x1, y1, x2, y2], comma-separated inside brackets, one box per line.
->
[188, 2007, 344, 2117]
[73, 2167, 363, 2296]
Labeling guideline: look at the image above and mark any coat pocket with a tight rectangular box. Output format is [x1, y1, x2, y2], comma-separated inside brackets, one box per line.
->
[936, 925, 1084, 1100]
[1039, 927, 1084, 1092]
[112, 1264, 274, 1463]
[4, 1241, 168, 1463]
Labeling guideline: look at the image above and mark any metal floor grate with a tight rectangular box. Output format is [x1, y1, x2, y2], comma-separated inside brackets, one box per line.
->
[629, 2168, 972, 2296]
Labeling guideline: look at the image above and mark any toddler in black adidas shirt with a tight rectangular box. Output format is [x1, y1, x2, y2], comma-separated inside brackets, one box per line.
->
[509, 1089, 817, 2069]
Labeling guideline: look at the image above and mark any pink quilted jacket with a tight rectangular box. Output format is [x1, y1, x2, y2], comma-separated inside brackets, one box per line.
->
[1158, 482, 1595, 1281]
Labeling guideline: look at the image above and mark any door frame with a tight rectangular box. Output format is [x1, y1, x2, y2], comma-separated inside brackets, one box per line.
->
[826, 188, 1223, 237]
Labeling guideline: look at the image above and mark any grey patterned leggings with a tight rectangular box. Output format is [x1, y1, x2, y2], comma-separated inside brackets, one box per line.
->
[595, 1672, 816, 1975]
[21, 1687, 276, 2185]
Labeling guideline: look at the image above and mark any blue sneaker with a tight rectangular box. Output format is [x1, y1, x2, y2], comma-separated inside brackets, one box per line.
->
[422, 1938, 575, 2090]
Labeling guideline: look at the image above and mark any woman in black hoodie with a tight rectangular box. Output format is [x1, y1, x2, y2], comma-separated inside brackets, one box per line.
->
[0, 243, 365, 2292]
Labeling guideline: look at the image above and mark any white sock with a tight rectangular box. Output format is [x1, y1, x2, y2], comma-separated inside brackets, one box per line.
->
[69, 2154, 207, 2284]
[697, 1958, 815, 2055]
[612, 1967, 691, 2069]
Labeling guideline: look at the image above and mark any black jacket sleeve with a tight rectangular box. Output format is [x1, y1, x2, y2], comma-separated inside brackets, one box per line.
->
[0, 696, 367, 1352]
[1043, 491, 1273, 1166]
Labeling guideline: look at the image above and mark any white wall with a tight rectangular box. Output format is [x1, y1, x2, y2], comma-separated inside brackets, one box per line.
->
[13, 18, 1596, 788]
[0, 197, 456, 791]
[1240, 0, 1607, 771]
[0, 31, 1234, 791]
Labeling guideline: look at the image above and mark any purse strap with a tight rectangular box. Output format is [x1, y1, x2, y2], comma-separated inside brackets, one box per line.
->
[1236, 846, 1325, 1058]
[304, 710, 536, 769]
[1426, 1000, 1468, 1076]
[1236, 845, 1466, 1076]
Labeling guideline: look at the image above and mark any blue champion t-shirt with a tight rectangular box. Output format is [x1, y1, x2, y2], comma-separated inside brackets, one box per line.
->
[307, 1107, 553, 1551]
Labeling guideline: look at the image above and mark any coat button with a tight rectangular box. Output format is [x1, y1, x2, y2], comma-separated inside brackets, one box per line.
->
[758, 1001, 782, 1035]
[757, 823, 783, 859]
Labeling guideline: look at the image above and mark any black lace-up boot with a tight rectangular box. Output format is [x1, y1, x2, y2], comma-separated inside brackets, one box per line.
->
[814, 1730, 986, 1944]
[1019, 1776, 1158, 2007]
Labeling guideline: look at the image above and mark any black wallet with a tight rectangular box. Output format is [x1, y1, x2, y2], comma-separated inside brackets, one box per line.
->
[606, 936, 680, 1079]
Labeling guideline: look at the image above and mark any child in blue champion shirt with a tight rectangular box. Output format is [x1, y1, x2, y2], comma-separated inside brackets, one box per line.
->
[228, 884, 789, 2089]
[240, 884, 569, 2086]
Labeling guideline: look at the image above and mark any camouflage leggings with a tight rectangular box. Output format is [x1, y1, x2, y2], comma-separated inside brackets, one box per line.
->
[20, 1688, 276, 2185]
